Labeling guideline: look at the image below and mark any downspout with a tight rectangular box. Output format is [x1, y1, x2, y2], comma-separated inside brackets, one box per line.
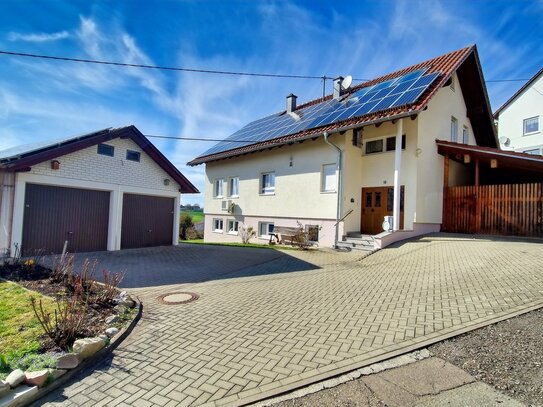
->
[323, 132, 342, 248]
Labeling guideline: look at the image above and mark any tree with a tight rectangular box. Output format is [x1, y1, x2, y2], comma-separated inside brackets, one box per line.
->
[179, 213, 194, 240]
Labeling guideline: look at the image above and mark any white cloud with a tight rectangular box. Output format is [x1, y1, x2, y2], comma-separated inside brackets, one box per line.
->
[7, 30, 70, 42]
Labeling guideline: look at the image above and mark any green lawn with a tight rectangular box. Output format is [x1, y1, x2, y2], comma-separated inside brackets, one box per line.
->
[0, 280, 56, 360]
[181, 210, 204, 224]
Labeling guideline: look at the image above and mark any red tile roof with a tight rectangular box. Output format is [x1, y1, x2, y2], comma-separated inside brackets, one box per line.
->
[188, 45, 479, 166]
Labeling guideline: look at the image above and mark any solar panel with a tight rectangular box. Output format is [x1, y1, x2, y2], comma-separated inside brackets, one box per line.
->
[200, 68, 440, 157]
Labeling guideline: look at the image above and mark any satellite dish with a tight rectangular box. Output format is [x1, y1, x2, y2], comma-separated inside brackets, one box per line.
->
[341, 75, 353, 90]
[499, 136, 510, 147]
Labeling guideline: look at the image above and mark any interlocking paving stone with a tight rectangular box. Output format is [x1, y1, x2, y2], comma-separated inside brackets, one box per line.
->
[39, 234, 543, 406]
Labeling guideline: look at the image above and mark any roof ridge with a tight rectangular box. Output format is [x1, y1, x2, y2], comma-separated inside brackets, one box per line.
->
[493, 65, 543, 117]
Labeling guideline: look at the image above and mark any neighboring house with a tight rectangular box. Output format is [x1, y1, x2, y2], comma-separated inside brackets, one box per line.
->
[494, 67, 543, 155]
[188, 45, 497, 248]
[0, 125, 198, 256]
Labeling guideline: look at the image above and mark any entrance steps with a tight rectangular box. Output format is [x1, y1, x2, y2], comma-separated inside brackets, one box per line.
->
[336, 232, 375, 251]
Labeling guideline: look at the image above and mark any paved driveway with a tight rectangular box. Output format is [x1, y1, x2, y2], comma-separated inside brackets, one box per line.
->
[40, 234, 543, 407]
[44, 243, 318, 288]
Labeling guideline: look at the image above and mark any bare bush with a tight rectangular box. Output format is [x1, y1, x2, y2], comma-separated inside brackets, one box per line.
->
[239, 224, 256, 244]
[94, 269, 125, 305]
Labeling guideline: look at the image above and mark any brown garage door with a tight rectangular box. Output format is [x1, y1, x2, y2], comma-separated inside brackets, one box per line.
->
[121, 194, 174, 249]
[22, 184, 110, 255]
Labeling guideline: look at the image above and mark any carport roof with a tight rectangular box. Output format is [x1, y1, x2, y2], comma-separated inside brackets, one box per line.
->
[0, 125, 199, 193]
[436, 140, 543, 174]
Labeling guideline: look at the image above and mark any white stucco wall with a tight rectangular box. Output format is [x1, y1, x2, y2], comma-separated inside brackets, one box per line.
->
[7, 137, 182, 254]
[416, 74, 474, 224]
[497, 74, 543, 154]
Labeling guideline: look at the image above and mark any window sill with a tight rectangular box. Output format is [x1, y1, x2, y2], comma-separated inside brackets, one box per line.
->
[227, 231, 239, 235]
[227, 195, 239, 199]
[523, 131, 540, 136]
[320, 190, 337, 194]
[259, 193, 275, 196]
[213, 197, 225, 200]
[212, 230, 223, 234]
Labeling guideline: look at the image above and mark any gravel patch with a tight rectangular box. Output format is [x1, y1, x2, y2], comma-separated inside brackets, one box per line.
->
[430, 308, 543, 407]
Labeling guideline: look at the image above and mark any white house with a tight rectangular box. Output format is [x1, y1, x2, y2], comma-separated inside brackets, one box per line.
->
[188, 45, 497, 249]
[0, 125, 198, 256]
[494, 67, 543, 155]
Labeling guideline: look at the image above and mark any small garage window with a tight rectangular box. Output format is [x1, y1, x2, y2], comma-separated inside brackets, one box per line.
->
[126, 150, 141, 162]
[97, 144, 114, 157]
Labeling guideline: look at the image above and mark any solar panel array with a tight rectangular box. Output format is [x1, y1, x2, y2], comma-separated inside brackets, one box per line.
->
[200, 67, 441, 157]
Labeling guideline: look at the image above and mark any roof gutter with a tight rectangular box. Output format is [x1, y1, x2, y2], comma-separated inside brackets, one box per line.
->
[323, 131, 343, 249]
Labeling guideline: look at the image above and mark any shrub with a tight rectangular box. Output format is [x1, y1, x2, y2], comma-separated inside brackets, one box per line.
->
[239, 224, 256, 244]
[93, 269, 125, 305]
[179, 213, 194, 240]
[30, 285, 87, 351]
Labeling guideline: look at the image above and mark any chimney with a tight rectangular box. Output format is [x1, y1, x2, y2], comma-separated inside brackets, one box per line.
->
[286, 93, 297, 113]
[333, 76, 344, 99]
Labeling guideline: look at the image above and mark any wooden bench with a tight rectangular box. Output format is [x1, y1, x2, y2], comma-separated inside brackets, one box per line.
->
[269, 226, 300, 245]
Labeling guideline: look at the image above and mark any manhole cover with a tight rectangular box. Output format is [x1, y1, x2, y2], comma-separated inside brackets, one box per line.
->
[158, 291, 199, 305]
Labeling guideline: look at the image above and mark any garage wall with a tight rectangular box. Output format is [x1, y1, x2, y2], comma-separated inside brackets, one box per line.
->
[29, 138, 180, 193]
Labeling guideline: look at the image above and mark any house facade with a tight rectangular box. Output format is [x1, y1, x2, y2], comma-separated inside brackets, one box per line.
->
[495, 67, 543, 155]
[0, 126, 198, 256]
[189, 46, 497, 248]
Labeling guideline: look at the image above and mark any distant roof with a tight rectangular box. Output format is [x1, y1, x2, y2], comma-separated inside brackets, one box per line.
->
[0, 125, 199, 194]
[494, 66, 543, 118]
[189, 45, 497, 166]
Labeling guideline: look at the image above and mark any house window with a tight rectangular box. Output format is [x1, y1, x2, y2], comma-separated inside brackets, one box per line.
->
[228, 177, 239, 197]
[462, 126, 469, 144]
[385, 135, 406, 151]
[126, 150, 141, 162]
[306, 225, 319, 242]
[227, 220, 239, 234]
[321, 164, 336, 192]
[259, 222, 274, 237]
[261, 172, 275, 194]
[213, 218, 223, 233]
[365, 139, 384, 154]
[523, 116, 539, 135]
[97, 144, 114, 157]
[451, 117, 458, 142]
[214, 179, 224, 198]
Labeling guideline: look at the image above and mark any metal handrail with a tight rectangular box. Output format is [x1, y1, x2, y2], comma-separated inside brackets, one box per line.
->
[334, 208, 354, 226]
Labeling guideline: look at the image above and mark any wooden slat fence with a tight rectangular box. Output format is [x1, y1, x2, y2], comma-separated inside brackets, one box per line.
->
[443, 183, 543, 237]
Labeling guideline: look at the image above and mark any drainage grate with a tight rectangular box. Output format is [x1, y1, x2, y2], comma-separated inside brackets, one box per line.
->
[157, 291, 199, 305]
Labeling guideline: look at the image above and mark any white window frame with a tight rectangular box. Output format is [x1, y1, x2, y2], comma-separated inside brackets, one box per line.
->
[213, 179, 224, 198]
[451, 116, 458, 142]
[258, 222, 275, 238]
[462, 126, 469, 144]
[523, 116, 539, 135]
[321, 163, 337, 193]
[212, 218, 224, 233]
[364, 135, 406, 155]
[227, 219, 239, 235]
[227, 177, 239, 198]
[260, 172, 275, 195]
[523, 148, 542, 155]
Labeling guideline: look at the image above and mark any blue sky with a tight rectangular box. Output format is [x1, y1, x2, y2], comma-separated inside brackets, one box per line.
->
[0, 0, 542, 206]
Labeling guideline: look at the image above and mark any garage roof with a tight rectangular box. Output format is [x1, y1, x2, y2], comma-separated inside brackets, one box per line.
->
[0, 125, 199, 193]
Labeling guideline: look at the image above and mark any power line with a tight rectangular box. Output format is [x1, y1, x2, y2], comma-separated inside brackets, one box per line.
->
[0, 50, 368, 81]
[145, 134, 283, 143]
[0, 49, 530, 84]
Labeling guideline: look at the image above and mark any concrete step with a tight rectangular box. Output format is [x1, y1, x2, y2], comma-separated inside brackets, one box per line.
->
[336, 241, 374, 252]
[343, 237, 374, 245]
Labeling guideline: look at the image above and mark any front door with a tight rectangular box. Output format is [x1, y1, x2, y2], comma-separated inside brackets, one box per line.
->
[360, 186, 404, 234]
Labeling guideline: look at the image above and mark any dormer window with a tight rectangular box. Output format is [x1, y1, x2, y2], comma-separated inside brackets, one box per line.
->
[97, 144, 114, 157]
[126, 150, 141, 162]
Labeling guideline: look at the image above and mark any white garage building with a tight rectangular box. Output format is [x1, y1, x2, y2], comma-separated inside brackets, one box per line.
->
[0, 125, 198, 256]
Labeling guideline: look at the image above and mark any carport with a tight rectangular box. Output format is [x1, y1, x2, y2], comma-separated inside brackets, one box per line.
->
[438, 140, 543, 236]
